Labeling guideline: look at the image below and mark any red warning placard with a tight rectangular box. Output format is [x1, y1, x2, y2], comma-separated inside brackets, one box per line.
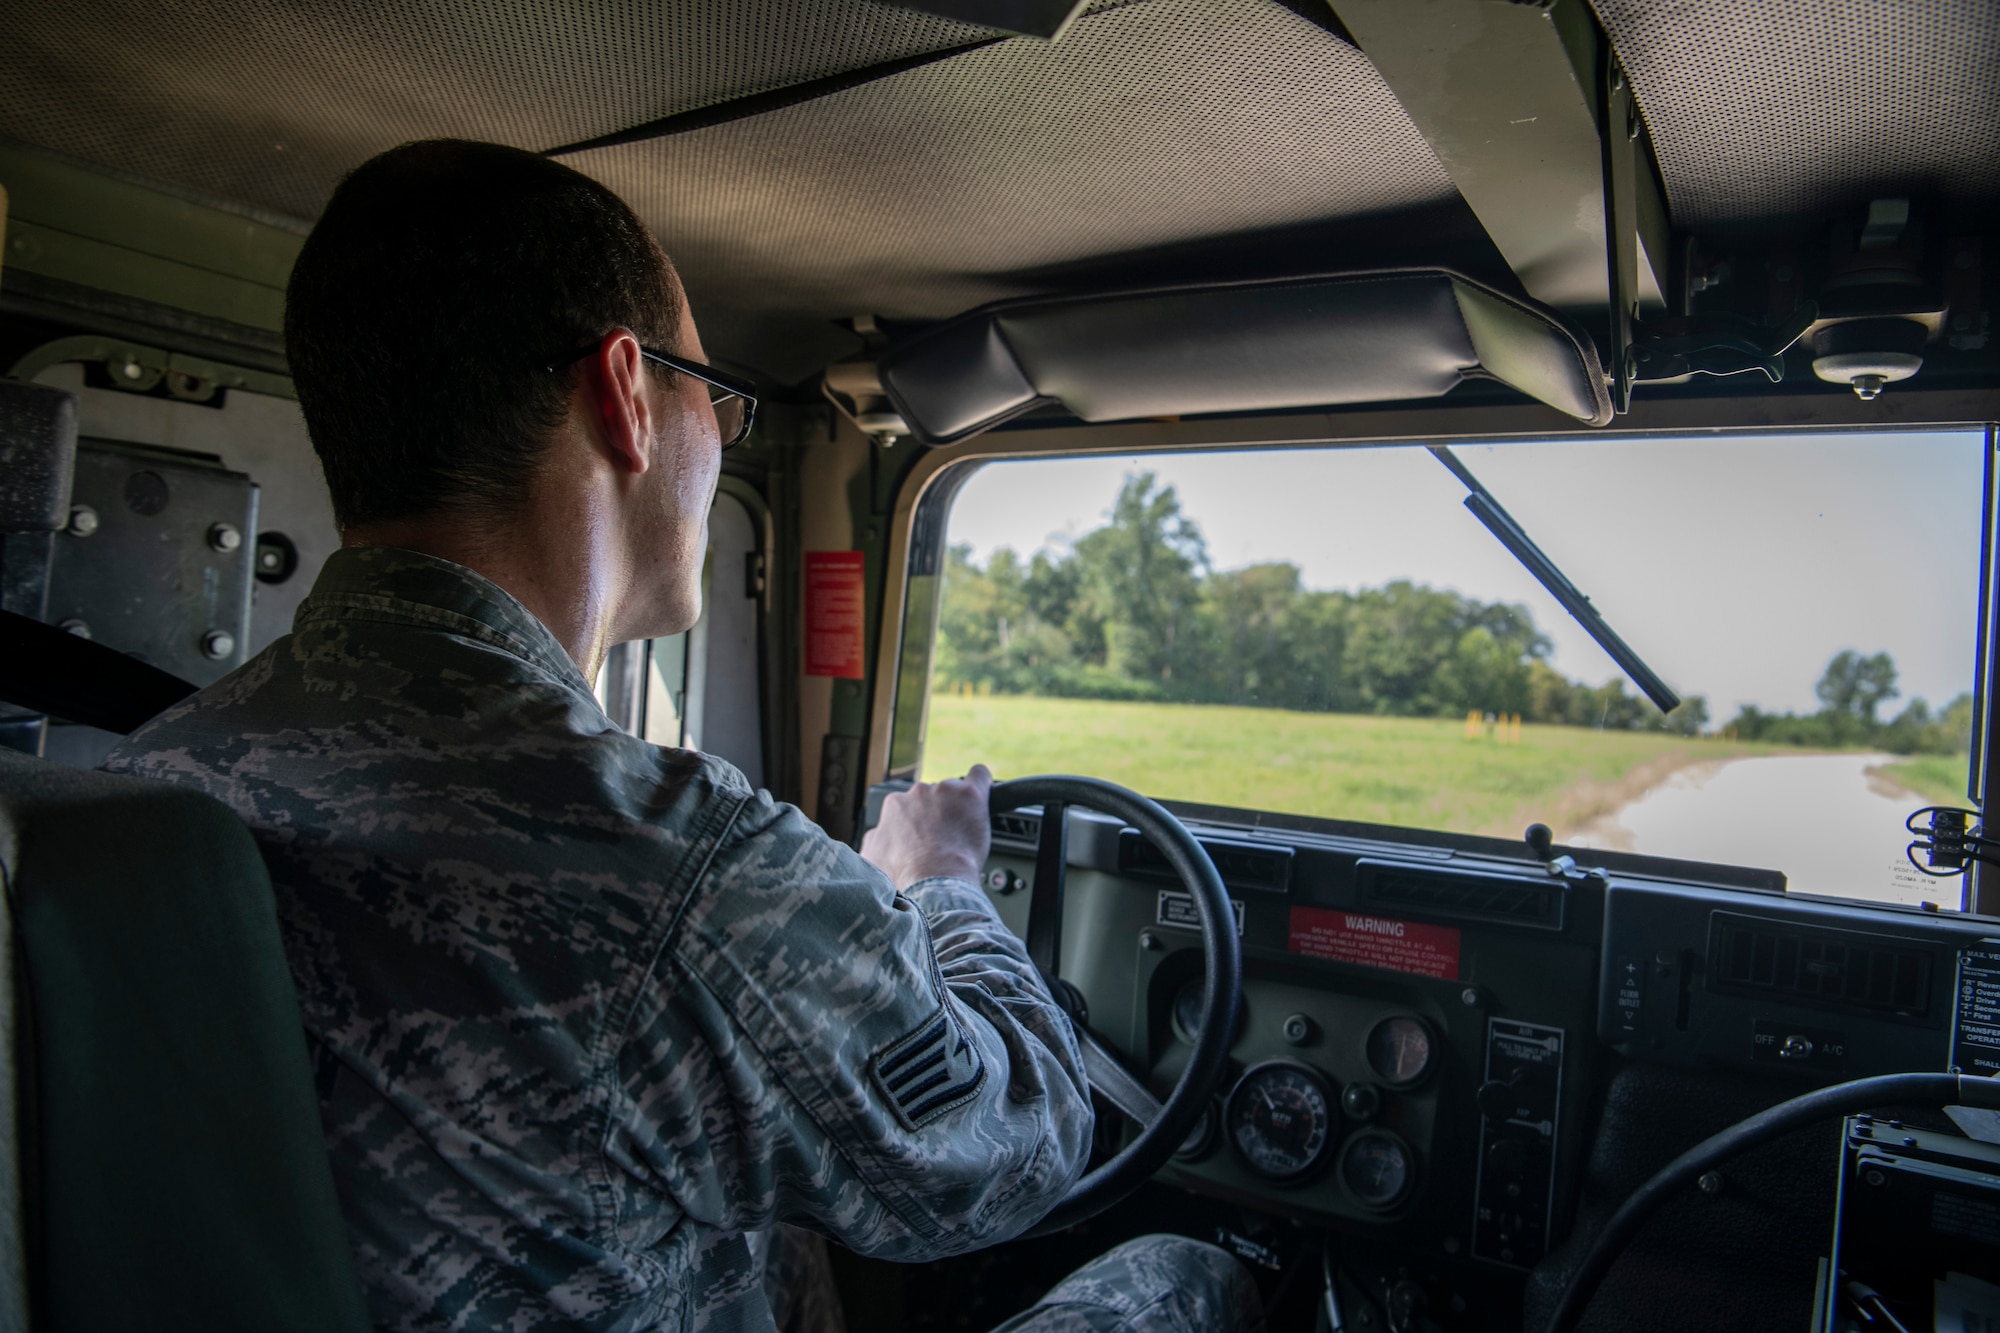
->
[805, 551, 866, 679]
[1288, 907, 1461, 980]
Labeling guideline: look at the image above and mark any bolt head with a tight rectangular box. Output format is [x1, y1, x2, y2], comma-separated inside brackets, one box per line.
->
[1697, 1170, 1724, 1195]
[208, 522, 243, 552]
[1138, 930, 1159, 951]
[58, 619, 91, 639]
[1851, 373, 1887, 400]
[201, 629, 236, 660]
[1460, 986, 1481, 1007]
[1864, 1168, 1888, 1187]
[65, 505, 99, 537]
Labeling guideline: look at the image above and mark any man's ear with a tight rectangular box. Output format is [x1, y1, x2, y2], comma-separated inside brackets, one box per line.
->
[582, 328, 654, 477]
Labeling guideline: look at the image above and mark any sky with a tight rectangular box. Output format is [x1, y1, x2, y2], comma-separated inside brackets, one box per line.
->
[942, 431, 1989, 721]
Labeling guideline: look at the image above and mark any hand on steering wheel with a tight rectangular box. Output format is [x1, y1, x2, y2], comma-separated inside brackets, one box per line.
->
[988, 775, 1242, 1235]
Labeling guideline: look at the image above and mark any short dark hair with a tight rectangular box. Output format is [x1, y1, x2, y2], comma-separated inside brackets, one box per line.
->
[285, 139, 683, 529]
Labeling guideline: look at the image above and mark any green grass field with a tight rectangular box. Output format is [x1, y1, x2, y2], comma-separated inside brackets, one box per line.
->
[922, 694, 1785, 840]
[1877, 754, 1975, 807]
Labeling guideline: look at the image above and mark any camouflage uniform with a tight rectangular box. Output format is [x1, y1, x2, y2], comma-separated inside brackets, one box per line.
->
[104, 547, 1099, 1332]
[993, 1236, 1263, 1333]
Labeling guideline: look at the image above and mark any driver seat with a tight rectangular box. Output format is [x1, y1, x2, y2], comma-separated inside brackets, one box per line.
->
[0, 747, 369, 1331]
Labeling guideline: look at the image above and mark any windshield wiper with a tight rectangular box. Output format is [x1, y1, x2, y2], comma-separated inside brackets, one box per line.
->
[1429, 445, 1681, 714]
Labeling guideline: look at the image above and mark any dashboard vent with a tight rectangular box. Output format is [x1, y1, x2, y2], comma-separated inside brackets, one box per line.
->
[1707, 912, 1931, 1017]
[1118, 830, 1292, 893]
[991, 812, 1041, 851]
[1354, 860, 1564, 931]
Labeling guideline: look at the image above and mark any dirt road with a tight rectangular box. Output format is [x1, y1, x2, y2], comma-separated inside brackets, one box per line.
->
[1569, 752, 1956, 909]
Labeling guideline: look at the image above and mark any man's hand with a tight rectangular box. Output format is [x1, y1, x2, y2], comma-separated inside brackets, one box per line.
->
[860, 764, 994, 891]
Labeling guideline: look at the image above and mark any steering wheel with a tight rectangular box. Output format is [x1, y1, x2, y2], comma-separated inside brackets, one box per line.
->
[988, 776, 1242, 1236]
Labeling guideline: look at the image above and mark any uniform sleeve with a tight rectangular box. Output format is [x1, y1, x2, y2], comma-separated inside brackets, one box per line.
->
[604, 785, 1092, 1259]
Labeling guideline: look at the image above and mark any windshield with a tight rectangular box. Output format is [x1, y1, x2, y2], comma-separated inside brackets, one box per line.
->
[914, 431, 1985, 909]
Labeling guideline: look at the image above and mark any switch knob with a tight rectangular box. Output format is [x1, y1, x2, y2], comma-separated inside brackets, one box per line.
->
[1477, 1079, 1517, 1121]
[1486, 1137, 1529, 1175]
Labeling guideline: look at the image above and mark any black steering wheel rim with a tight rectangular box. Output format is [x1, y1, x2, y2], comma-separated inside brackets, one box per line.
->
[989, 775, 1242, 1235]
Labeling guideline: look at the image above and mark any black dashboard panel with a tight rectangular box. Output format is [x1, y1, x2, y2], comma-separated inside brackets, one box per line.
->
[864, 783, 2000, 1319]
[1597, 878, 1997, 1079]
[976, 801, 1608, 1295]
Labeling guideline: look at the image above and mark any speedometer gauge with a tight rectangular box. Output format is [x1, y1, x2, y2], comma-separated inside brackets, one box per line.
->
[1225, 1061, 1335, 1182]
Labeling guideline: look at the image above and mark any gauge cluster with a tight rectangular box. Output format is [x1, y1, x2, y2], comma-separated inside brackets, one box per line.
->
[1161, 969, 1445, 1221]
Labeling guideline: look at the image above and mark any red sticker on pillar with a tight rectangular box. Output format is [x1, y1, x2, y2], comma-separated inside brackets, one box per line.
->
[805, 551, 866, 679]
[1287, 907, 1461, 980]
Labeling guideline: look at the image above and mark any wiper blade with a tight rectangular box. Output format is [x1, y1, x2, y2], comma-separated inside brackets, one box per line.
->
[1429, 446, 1680, 714]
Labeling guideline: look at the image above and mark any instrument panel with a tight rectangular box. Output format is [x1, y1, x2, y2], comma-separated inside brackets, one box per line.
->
[911, 788, 1997, 1299]
[1150, 961, 1460, 1226]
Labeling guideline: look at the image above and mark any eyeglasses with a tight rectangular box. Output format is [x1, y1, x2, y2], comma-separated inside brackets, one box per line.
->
[547, 343, 758, 451]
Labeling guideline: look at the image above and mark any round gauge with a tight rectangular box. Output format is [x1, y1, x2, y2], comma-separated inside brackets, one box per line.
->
[1225, 1061, 1336, 1182]
[1366, 1015, 1436, 1088]
[1339, 1130, 1415, 1209]
[1175, 1100, 1220, 1161]
[1173, 979, 1207, 1042]
[1171, 978, 1239, 1046]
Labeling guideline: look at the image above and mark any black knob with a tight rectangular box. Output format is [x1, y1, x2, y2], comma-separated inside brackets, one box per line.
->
[1525, 823, 1554, 861]
[1510, 1066, 1557, 1113]
[1486, 1137, 1529, 1175]
[1477, 1079, 1518, 1120]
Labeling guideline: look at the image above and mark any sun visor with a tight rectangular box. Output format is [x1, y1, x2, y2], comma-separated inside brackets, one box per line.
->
[878, 269, 1612, 445]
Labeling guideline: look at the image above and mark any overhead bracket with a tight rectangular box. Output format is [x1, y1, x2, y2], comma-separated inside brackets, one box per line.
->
[6, 334, 295, 400]
[1327, 0, 1672, 323]
[1602, 60, 1639, 414]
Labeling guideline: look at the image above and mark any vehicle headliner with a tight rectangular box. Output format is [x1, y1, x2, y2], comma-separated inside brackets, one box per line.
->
[3, 0, 1997, 384]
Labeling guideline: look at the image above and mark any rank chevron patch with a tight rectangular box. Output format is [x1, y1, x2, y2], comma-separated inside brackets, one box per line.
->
[870, 1004, 986, 1129]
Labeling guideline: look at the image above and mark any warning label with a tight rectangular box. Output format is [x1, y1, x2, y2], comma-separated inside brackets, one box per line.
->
[805, 551, 866, 679]
[1287, 907, 1461, 980]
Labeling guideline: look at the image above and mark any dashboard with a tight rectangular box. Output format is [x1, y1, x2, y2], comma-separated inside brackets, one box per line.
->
[941, 794, 2000, 1317]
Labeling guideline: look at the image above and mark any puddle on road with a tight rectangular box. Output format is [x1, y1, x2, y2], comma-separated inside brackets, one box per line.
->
[1569, 752, 1959, 909]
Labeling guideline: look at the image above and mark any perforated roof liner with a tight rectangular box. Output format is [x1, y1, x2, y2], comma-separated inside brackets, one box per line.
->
[576, 0, 1457, 379]
[1591, 0, 2000, 225]
[4, 0, 1996, 380]
[0, 0, 1454, 380]
[1, 0, 994, 221]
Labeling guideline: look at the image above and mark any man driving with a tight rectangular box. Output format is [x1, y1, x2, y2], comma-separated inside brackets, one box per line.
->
[104, 140, 1257, 1333]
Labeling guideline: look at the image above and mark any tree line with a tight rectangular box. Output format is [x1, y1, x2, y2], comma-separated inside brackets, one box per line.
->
[937, 473, 1967, 756]
[1726, 649, 1971, 755]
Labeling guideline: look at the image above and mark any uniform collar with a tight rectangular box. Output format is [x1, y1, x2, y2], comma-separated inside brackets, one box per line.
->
[296, 546, 596, 696]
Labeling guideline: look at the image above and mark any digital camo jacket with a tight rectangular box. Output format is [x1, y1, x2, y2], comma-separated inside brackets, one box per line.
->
[104, 546, 1093, 1333]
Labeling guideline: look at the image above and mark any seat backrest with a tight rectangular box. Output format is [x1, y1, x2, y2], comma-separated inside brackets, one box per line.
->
[0, 749, 369, 1332]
